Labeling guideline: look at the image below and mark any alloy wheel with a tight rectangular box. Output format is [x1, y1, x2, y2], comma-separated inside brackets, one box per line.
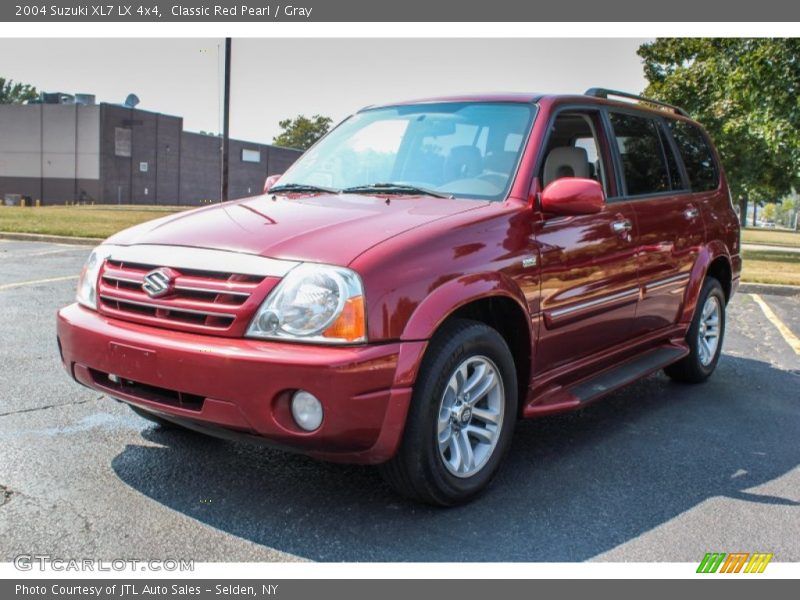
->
[437, 355, 505, 478]
[697, 295, 721, 366]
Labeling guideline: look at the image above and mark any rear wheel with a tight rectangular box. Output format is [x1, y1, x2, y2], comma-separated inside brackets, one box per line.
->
[381, 319, 518, 506]
[664, 277, 726, 383]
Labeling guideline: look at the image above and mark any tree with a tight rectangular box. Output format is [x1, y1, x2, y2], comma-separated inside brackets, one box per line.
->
[637, 39, 800, 225]
[0, 77, 38, 104]
[761, 202, 777, 223]
[273, 114, 332, 150]
[775, 194, 799, 229]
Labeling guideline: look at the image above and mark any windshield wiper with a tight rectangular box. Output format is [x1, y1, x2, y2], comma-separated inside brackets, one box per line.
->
[341, 183, 453, 199]
[269, 183, 340, 194]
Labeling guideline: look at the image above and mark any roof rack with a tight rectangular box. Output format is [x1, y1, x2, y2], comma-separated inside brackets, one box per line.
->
[584, 88, 690, 118]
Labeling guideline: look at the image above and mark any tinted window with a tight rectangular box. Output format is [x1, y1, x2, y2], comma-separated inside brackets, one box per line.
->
[668, 120, 719, 192]
[658, 126, 685, 190]
[609, 113, 671, 196]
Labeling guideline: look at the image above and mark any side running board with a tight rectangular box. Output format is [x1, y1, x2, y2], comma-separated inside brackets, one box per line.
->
[524, 344, 688, 417]
[570, 345, 687, 404]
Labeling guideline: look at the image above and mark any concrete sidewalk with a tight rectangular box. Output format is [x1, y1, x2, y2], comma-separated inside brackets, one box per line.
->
[743, 243, 800, 253]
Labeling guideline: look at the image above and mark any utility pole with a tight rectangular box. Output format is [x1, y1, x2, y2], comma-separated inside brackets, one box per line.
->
[221, 37, 232, 202]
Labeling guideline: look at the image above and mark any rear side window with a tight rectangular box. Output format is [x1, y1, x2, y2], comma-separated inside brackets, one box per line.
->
[668, 120, 719, 192]
[609, 113, 673, 196]
[658, 126, 685, 190]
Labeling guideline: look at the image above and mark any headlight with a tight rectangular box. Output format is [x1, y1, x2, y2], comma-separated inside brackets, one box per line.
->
[76, 245, 115, 310]
[246, 263, 366, 344]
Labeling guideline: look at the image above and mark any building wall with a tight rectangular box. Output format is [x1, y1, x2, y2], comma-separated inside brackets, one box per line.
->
[180, 132, 222, 204]
[0, 104, 101, 203]
[100, 104, 183, 205]
[179, 134, 303, 204]
[227, 140, 301, 199]
[155, 115, 182, 204]
[0, 103, 302, 206]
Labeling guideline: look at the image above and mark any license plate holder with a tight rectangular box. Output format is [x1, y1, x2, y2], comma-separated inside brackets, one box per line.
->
[108, 341, 158, 376]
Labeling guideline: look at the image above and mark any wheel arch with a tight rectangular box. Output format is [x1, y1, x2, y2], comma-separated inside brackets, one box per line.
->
[681, 242, 733, 324]
[400, 273, 533, 409]
[706, 255, 733, 302]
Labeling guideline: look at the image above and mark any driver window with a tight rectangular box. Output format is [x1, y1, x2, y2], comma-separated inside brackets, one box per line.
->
[540, 112, 609, 194]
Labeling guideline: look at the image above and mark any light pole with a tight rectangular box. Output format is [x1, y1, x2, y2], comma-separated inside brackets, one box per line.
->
[221, 37, 231, 202]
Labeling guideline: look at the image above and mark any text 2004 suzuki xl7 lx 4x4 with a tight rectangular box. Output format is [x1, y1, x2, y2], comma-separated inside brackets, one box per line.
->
[58, 89, 741, 505]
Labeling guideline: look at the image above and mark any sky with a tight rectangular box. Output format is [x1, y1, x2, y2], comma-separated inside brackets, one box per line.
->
[0, 38, 650, 143]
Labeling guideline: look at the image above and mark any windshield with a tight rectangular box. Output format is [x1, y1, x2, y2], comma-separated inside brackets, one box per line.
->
[276, 102, 535, 201]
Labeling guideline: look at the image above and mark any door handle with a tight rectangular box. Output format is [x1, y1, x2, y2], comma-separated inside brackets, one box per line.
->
[684, 207, 699, 219]
[611, 219, 632, 234]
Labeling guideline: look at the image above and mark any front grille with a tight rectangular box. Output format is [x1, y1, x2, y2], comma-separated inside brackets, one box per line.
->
[90, 368, 204, 411]
[96, 258, 279, 336]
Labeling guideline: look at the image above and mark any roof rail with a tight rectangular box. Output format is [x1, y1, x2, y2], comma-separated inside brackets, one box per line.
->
[584, 88, 690, 118]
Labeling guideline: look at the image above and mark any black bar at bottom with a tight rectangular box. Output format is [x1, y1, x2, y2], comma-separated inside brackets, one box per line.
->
[1, 579, 791, 600]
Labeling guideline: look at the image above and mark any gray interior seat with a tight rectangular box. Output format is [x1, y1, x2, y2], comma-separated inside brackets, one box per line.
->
[484, 150, 517, 175]
[543, 146, 591, 187]
[444, 146, 483, 181]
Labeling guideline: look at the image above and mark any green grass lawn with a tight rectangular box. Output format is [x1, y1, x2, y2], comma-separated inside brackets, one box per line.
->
[741, 248, 800, 286]
[741, 228, 800, 248]
[0, 205, 187, 239]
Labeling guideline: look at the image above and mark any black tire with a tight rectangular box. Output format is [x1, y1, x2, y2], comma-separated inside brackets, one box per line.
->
[664, 277, 726, 383]
[128, 404, 180, 429]
[381, 319, 518, 506]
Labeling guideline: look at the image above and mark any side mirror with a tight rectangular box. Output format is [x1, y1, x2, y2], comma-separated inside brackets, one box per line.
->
[263, 174, 283, 193]
[540, 178, 605, 216]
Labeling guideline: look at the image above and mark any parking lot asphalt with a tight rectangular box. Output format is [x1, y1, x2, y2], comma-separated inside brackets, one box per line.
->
[1, 239, 798, 563]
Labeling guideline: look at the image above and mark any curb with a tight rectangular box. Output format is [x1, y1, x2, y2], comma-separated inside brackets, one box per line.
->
[0, 232, 102, 246]
[739, 282, 800, 297]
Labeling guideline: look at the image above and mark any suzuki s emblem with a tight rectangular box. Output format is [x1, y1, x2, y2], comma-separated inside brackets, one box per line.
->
[142, 268, 176, 298]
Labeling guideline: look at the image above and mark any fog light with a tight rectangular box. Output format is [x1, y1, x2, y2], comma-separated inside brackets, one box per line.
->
[291, 390, 323, 431]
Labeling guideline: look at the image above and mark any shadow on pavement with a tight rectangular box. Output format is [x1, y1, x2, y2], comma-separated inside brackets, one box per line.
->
[112, 355, 800, 561]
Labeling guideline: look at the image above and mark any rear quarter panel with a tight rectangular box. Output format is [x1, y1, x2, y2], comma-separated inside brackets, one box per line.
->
[681, 163, 741, 323]
[690, 122, 741, 281]
[699, 173, 741, 279]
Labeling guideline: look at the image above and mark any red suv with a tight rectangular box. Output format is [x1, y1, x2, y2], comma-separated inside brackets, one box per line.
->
[57, 89, 741, 505]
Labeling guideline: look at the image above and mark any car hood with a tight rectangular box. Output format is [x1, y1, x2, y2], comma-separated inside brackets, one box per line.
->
[106, 193, 489, 266]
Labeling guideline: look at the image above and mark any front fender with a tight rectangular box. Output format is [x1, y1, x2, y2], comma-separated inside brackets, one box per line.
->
[400, 271, 532, 342]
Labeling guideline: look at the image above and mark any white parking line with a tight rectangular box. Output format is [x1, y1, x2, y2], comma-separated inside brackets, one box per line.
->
[0, 275, 78, 291]
[751, 294, 800, 356]
[16, 246, 89, 258]
[1, 247, 87, 258]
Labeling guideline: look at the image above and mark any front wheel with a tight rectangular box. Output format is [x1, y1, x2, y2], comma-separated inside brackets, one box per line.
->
[664, 277, 726, 383]
[381, 319, 518, 506]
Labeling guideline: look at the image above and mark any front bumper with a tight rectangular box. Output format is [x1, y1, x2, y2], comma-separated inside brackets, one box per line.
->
[57, 303, 426, 464]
